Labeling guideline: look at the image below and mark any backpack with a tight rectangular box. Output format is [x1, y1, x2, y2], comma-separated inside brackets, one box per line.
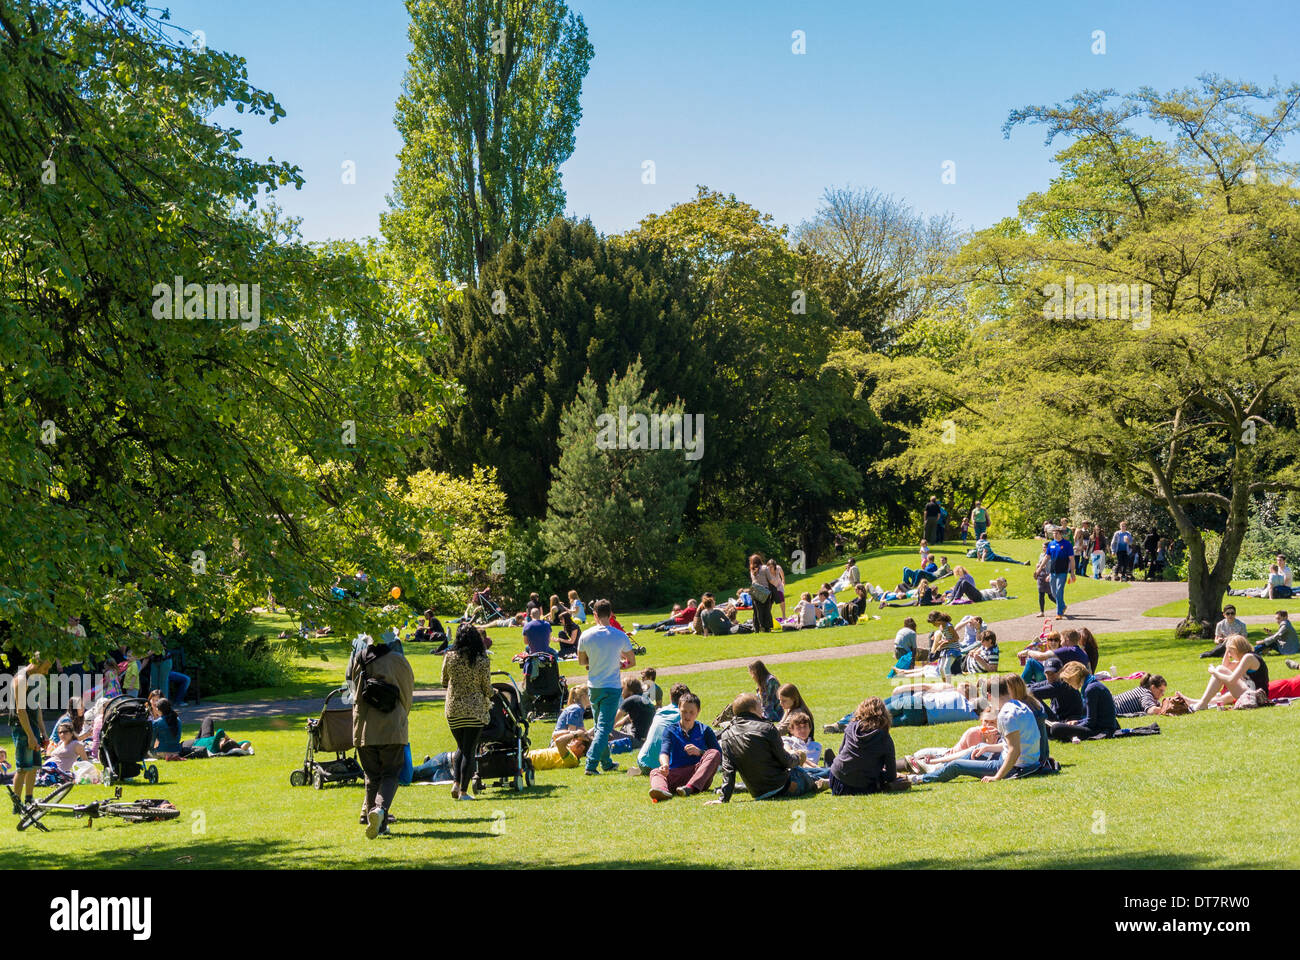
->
[358, 644, 400, 713]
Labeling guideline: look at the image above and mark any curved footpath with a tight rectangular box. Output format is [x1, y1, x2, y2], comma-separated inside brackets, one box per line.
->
[183, 581, 1277, 724]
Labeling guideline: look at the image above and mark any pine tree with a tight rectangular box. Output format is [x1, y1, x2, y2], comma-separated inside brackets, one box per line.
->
[541, 362, 697, 600]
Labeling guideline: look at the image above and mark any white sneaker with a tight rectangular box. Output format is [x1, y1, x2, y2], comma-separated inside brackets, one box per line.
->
[366, 808, 383, 839]
[456, 792, 477, 801]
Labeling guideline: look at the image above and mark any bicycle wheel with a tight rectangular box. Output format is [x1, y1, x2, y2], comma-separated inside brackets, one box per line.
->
[101, 799, 180, 823]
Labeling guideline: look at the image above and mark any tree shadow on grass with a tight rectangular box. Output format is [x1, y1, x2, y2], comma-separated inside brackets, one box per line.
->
[887, 849, 1254, 871]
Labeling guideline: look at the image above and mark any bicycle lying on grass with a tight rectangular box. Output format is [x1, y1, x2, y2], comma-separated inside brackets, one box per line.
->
[7, 782, 180, 832]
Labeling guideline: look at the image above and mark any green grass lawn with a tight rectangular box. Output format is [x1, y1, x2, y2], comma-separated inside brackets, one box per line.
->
[213, 539, 1128, 705]
[1143, 587, 1300, 619]
[6, 625, 1296, 869]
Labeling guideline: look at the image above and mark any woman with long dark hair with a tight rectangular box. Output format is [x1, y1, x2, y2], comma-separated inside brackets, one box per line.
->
[748, 554, 775, 632]
[441, 623, 494, 800]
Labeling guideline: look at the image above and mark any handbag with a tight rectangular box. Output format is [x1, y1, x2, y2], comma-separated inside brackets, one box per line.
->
[1157, 693, 1191, 716]
[750, 580, 771, 603]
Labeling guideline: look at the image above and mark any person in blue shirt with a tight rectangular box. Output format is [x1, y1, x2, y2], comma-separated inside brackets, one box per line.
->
[1044, 526, 1076, 618]
[648, 693, 721, 801]
[633, 682, 689, 774]
[1110, 521, 1136, 581]
[522, 616, 555, 655]
[150, 698, 183, 755]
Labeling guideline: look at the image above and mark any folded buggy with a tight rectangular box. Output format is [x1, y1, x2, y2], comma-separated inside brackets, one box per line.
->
[289, 686, 363, 789]
[98, 696, 160, 785]
[471, 673, 535, 792]
[518, 652, 568, 721]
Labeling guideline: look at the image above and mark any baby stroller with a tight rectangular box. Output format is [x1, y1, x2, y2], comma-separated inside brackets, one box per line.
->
[99, 696, 160, 785]
[471, 673, 534, 792]
[468, 590, 506, 625]
[289, 686, 363, 789]
[518, 652, 568, 721]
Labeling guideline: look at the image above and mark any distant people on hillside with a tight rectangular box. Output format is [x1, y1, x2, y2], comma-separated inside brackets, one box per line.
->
[969, 502, 990, 541]
[748, 554, 776, 633]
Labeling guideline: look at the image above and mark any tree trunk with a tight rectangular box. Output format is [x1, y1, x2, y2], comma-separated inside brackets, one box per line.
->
[1180, 539, 1221, 638]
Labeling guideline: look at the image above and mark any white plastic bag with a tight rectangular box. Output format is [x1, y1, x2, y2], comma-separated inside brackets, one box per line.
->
[71, 760, 101, 784]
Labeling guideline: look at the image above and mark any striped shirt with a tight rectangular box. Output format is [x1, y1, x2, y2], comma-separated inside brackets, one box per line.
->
[1112, 685, 1158, 716]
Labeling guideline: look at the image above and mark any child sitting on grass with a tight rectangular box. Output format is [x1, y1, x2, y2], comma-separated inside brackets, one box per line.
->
[781, 712, 832, 779]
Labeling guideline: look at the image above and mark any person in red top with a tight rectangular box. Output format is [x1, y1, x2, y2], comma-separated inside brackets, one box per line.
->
[632, 600, 698, 634]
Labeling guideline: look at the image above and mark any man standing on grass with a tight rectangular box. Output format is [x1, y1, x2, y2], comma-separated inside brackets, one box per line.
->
[577, 599, 635, 776]
[350, 638, 414, 839]
[9, 654, 52, 815]
[923, 496, 941, 544]
[1045, 526, 1076, 620]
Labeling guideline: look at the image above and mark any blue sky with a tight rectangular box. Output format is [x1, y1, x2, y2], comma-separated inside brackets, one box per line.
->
[158, 0, 1300, 242]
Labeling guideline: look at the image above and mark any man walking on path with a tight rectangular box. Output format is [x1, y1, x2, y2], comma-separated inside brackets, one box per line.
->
[350, 638, 414, 839]
[1045, 526, 1076, 620]
[923, 497, 941, 544]
[578, 599, 635, 776]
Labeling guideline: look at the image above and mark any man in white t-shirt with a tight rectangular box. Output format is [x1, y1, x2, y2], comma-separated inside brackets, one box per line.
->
[577, 599, 635, 775]
[1199, 605, 1249, 659]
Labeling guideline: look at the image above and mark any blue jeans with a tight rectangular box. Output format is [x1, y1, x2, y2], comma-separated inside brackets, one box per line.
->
[1049, 572, 1069, 615]
[169, 671, 191, 704]
[412, 752, 454, 782]
[1022, 658, 1047, 684]
[974, 523, 986, 540]
[902, 567, 933, 588]
[920, 756, 1002, 782]
[586, 686, 621, 772]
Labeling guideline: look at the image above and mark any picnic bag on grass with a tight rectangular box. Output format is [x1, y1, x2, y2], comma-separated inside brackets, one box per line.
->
[1157, 693, 1191, 716]
[358, 644, 400, 713]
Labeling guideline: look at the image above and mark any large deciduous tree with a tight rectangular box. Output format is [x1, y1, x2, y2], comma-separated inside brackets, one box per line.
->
[857, 77, 1300, 634]
[384, 0, 593, 284]
[0, 0, 445, 658]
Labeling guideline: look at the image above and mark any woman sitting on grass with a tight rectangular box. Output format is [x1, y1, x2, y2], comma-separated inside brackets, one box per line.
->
[555, 683, 590, 734]
[1046, 662, 1120, 741]
[750, 660, 783, 722]
[1188, 636, 1269, 711]
[888, 610, 963, 680]
[1112, 673, 1168, 716]
[819, 697, 906, 795]
[775, 683, 815, 735]
[878, 579, 943, 609]
[906, 675, 1045, 784]
[781, 591, 820, 630]
[901, 704, 1001, 774]
[45, 722, 92, 777]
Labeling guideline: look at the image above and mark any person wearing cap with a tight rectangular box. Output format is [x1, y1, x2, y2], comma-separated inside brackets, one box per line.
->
[1028, 656, 1084, 722]
[1043, 526, 1076, 619]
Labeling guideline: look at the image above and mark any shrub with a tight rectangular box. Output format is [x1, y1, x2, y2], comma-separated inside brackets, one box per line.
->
[167, 612, 290, 697]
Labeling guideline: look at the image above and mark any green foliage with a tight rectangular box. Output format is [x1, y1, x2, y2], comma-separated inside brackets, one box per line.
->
[0, 1, 446, 659]
[1232, 495, 1300, 580]
[860, 77, 1300, 625]
[426, 216, 705, 520]
[495, 519, 558, 610]
[384, 0, 593, 284]
[167, 612, 290, 697]
[387, 466, 509, 613]
[661, 520, 784, 600]
[541, 361, 696, 601]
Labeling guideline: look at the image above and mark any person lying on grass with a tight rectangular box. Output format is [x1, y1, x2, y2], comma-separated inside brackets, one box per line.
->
[877, 579, 943, 608]
[527, 729, 592, 771]
[708, 693, 825, 803]
[825, 679, 985, 732]
[649, 693, 722, 802]
[942, 572, 1009, 604]
[906, 674, 1044, 784]
[633, 600, 698, 634]
[901, 704, 1002, 774]
[1187, 635, 1269, 711]
[1045, 662, 1120, 741]
[967, 537, 1029, 565]
[1112, 673, 1168, 716]
[819, 697, 907, 795]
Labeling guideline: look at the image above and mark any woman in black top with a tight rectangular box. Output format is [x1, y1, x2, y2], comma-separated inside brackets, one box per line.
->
[821, 697, 906, 795]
